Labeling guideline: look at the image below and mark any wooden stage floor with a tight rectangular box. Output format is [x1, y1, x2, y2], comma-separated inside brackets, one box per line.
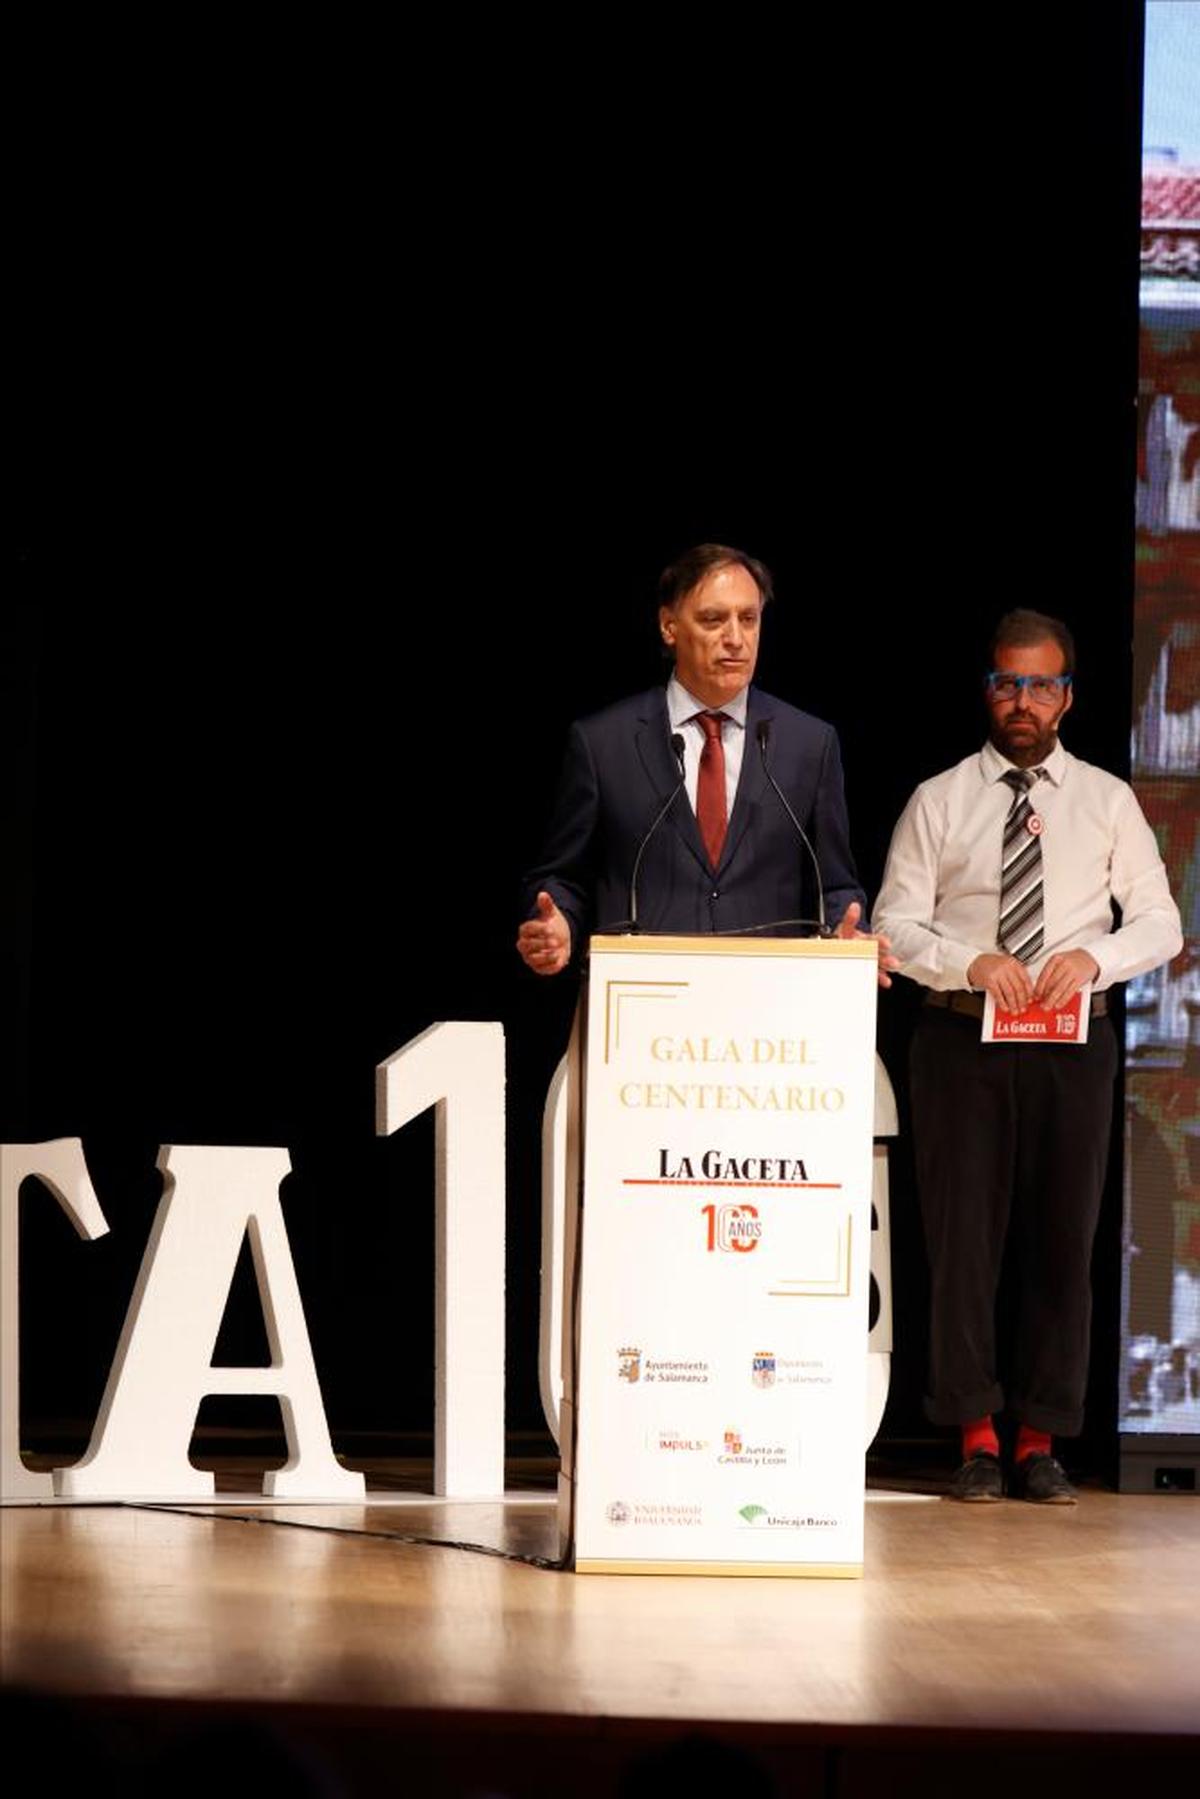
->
[3, 1465, 1198, 1794]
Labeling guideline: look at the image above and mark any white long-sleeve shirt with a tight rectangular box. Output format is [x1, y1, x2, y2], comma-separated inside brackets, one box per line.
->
[874, 739, 1182, 993]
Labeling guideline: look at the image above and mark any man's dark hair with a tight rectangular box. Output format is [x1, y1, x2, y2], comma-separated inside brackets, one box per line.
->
[658, 543, 774, 611]
[989, 608, 1076, 675]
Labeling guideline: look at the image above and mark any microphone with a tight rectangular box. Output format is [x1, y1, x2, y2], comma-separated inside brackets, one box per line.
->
[756, 720, 829, 937]
[629, 733, 687, 930]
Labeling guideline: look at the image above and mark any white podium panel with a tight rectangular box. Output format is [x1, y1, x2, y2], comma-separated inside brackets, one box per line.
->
[568, 935, 877, 1577]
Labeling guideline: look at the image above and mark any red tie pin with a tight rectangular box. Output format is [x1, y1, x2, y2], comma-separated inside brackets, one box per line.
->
[1027, 814, 1044, 836]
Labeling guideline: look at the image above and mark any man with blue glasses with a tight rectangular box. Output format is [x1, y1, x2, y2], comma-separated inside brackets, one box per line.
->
[875, 610, 1181, 1503]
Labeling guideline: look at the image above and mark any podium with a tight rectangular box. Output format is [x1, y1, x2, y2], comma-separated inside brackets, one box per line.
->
[559, 933, 878, 1577]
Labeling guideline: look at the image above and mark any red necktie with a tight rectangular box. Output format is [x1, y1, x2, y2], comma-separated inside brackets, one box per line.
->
[696, 712, 727, 868]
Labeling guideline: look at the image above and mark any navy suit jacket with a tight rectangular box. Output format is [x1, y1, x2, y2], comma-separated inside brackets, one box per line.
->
[522, 685, 865, 955]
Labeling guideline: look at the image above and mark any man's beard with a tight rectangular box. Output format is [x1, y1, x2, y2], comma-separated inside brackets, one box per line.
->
[988, 710, 1062, 767]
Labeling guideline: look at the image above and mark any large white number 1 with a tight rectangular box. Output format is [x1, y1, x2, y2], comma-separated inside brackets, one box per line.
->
[376, 1022, 506, 1496]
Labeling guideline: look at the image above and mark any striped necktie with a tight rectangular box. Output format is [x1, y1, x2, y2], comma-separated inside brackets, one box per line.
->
[998, 767, 1047, 962]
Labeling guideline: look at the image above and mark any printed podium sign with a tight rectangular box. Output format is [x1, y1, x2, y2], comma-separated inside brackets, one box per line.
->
[565, 935, 877, 1577]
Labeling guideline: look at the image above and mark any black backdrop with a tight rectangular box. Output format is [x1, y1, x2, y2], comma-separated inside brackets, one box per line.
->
[7, 9, 1147, 1471]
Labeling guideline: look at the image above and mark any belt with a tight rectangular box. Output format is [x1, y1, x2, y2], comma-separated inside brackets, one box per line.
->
[924, 989, 1108, 1018]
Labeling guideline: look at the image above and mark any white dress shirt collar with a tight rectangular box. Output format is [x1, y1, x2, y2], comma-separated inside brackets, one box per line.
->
[667, 676, 749, 731]
[979, 737, 1068, 788]
[665, 678, 749, 818]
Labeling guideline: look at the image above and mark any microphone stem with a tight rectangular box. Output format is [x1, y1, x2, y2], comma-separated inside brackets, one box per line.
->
[630, 736, 687, 929]
[758, 729, 827, 936]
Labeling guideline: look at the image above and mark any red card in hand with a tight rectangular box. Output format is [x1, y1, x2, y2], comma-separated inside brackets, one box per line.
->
[982, 985, 1091, 1044]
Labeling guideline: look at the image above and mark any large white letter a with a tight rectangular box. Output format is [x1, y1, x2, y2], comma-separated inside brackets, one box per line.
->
[56, 1145, 363, 1500]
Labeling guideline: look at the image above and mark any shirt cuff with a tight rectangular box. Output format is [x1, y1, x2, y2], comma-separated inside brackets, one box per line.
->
[940, 944, 980, 990]
[1081, 937, 1116, 990]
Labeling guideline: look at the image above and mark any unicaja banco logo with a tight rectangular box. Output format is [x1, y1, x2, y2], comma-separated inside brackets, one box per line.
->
[738, 1503, 767, 1525]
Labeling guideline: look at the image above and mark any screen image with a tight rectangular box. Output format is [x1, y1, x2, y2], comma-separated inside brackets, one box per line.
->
[1120, 0, 1200, 1437]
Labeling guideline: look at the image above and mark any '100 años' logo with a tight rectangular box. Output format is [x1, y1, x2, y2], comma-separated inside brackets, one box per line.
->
[701, 1202, 761, 1252]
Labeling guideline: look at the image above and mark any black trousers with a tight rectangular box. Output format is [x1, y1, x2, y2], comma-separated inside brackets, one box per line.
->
[909, 1007, 1117, 1436]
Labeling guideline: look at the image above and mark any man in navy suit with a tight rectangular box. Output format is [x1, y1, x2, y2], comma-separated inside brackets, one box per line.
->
[517, 544, 890, 977]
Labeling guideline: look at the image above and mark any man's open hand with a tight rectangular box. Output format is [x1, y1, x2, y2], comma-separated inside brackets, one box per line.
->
[834, 901, 900, 990]
[516, 891, 571, 976]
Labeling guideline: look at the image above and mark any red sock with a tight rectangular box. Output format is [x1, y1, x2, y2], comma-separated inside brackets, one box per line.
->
[1015, 1425, 1052, 1464]
[962, 1415, 1000, 1459]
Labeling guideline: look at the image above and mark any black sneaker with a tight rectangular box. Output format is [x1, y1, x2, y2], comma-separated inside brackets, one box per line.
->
[947, 1450, 1003, 1502]
[1010, 1453, 1077, 1505]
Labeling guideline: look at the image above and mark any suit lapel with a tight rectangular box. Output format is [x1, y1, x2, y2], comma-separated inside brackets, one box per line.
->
[634, 689, 710, 876]
[715, 687, 772, 878]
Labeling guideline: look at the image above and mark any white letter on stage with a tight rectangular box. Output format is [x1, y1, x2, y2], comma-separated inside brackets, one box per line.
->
[1, 1140, 110, 1502]
[376, 1023, 505, 1498]
[539, 1054, 569, 1444]
[867, 1053, 898, 1447]
[55, 1145, 363, 1500]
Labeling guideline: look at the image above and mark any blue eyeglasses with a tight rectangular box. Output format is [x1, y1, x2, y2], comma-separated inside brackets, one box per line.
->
[986, 672, 1072, 705]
